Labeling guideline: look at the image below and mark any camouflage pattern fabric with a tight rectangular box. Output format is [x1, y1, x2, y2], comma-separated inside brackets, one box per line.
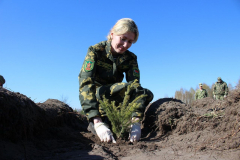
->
[215, 95, 224, 100]
[213, 81, 228, 98]
[78, 41, 153, 120]
[96, 82, 153, 119]
[195, 88, 208, 100]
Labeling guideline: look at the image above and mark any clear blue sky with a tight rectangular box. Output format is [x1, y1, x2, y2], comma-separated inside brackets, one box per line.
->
[1, 0, 240, 109]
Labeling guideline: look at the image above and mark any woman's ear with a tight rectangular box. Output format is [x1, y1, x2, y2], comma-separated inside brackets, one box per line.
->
[110, 32, 113, 39]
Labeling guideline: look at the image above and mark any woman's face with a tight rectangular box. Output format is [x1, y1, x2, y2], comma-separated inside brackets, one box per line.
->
[110, 32, 135, 55]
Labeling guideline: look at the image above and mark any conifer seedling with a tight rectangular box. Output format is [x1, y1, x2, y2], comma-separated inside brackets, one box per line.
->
[99, 79, 147, 139]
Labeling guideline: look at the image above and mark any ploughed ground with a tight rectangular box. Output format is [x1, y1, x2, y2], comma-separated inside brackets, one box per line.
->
[0, 87, 239, 160]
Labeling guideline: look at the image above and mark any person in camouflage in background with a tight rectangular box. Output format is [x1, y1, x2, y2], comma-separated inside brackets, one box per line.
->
[0, 75, 5, 87]
[213, 77, 228, 100]
[195, 83, 208, 100]
[78, 18, 154, 143]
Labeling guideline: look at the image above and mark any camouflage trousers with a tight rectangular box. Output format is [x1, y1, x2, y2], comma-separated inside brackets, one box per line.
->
[215, 94, 224, 100]
[95, 82, 154, 119]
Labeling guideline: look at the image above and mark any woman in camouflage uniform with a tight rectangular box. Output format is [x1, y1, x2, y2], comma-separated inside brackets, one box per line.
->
[78, 18, 153, 143]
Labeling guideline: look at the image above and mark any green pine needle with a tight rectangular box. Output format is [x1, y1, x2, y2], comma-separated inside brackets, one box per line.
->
[99, 79, 146, 138]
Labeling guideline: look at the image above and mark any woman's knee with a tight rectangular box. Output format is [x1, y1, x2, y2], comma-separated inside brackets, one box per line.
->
[144, 88, 154, 102]
[96, 85, 111, 101]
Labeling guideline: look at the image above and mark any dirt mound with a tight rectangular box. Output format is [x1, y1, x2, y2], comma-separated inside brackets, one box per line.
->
[0, 88, 88, 141]
[156, 89, 240, 153]
[142, 98, 188, 139]
[0, 88, 46, 141]
[37, 99, 88, 132]
[0, 87, 93, 160]
[0, 87, 240, 160]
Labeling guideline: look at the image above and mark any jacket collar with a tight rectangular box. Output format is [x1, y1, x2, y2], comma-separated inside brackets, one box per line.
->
[105, 40, 112, 59]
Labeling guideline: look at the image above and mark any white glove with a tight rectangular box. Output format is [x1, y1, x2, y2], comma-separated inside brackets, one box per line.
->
[214, 95, 216, 99]
[129, 122, 141, 142]
[94, 122, 116, 143]
[224, 95, 227, 98]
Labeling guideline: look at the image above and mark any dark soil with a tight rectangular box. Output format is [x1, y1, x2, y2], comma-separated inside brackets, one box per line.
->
[0, 87, 239, 160]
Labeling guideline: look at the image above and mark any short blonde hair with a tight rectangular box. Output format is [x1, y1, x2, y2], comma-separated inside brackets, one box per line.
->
[107, 18, 139, 43]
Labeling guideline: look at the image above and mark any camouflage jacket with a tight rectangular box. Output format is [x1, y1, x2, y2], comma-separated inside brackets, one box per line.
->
[195, 89, 208, 100]
[78, 41, 140, 120]
[213, 81, 228, 96]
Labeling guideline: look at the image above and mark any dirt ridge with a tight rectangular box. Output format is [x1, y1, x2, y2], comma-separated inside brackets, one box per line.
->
[0, 87, 239, 160]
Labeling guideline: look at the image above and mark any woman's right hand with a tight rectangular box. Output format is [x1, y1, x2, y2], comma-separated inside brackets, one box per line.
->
[93, 117, 116, 143]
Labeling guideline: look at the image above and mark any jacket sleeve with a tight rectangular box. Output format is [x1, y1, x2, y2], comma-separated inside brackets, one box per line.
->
[224, 83, 228, 96]
[78, 47, 100, 120]
[213, 84, 216, 95]
[126, 57, 140, 83]
[195, 91, 198, 100]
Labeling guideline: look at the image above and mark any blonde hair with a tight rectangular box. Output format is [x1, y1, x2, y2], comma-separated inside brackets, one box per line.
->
[107, 18, 139, 43]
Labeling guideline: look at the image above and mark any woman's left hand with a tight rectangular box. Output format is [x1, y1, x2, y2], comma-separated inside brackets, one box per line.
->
[129, 118, 141, 142]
